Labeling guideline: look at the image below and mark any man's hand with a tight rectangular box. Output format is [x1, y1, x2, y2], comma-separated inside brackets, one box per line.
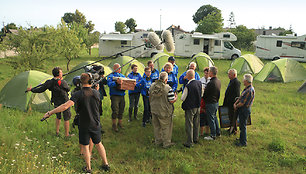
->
[43, 111, 51, 120]
[26, 85, 32, 92]
[95, 84, 100, 90]
[116, 79, 123, 85]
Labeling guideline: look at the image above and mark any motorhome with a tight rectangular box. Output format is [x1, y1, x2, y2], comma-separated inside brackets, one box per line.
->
[255, 34, 306, 62]
[174, 32, 241, 59]
[99, 31, 161, 58]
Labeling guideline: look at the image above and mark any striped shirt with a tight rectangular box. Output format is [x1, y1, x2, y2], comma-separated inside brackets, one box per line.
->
[168, 88, 175, 102]
[239, 85, 255, 108]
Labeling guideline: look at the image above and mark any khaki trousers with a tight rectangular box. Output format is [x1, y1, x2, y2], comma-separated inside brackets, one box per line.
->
[152, 113, 173, 147]
[184, 107, 200, 146]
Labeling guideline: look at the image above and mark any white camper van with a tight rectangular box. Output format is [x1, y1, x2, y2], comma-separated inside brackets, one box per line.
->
[174, 32, 241, 59]
[99, 31, 161, 58]
[255, 34, 306, 62]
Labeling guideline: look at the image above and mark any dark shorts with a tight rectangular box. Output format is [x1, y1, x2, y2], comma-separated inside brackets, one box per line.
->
[110, 95, 125, 119]
[200, 112, 208, 127]
[54, 104, 71, 121]
[79, 128, 102, 145]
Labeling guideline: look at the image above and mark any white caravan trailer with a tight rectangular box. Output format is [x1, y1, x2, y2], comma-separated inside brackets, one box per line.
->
[255, 34, 306, 62]
[174, 32, 241, 59]
[99, 31, 161, 58]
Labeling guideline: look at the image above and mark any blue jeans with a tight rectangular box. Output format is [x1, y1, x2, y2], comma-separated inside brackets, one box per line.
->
[206, 103, 220, 137]
[142, 95, 151, 123]
[238, 107, 251, 145]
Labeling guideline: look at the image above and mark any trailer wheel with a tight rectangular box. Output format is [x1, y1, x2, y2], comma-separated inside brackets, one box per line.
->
[116, 53, 123, 58]
[272, 57, 280, 61]
[231, 54, 239, 60]
[150, 52, 157, 58]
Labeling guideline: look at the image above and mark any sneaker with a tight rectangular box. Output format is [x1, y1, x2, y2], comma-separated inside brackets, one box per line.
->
[183, 143, 192, 148]
[101, 164, 110, 172]
[82, 166, 92, 173]
[204, 136, 215, 140]
[216, 133, 221, 137]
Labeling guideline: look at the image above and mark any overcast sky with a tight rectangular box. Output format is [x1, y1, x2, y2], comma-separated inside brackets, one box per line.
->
[1, 0, 305, 35]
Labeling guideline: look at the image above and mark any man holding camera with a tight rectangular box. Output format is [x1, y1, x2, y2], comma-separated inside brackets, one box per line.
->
[42, 73, 110, 173]
[26, 67, 72, 137]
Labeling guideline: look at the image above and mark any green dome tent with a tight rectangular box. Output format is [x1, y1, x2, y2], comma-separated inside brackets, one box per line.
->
[64, 61, 112, 85]
[0, 70, 53, 112]
[188, 52, 214, 71]
[298, 81, 306, 93]
[108, 56, 145, 76]
[254, 58, 306, 83]
[152, 52, 170, 72]
[230, 54, 264, 74]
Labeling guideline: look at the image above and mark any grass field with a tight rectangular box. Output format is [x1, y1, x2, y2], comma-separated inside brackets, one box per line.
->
[0, 49, 305, 173]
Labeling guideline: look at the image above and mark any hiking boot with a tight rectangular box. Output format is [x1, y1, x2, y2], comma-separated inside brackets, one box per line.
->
[117, 123, 124, 129]
[112, 124, 118, 132]
[183, 143, 192, 148]
[163, 142, 175, 149]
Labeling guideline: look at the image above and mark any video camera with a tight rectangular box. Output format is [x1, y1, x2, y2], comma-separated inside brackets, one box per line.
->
[72, 65, 105, 90]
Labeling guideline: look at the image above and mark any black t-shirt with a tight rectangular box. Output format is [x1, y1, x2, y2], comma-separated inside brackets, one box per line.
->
[70, 87, 102, 131]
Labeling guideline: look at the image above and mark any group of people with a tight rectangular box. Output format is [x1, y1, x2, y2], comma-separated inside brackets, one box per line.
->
[26, 56, 255, 173]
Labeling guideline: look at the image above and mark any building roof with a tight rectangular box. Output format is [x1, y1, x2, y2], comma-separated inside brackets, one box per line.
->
[100, 34, 133, 41]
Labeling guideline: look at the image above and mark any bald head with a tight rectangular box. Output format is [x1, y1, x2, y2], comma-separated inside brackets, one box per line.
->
[113, 63, 121, 73]
[186, 69, 195, 80]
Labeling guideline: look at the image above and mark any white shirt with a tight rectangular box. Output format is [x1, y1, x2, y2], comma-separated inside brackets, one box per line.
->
[181, 78, 204, 102]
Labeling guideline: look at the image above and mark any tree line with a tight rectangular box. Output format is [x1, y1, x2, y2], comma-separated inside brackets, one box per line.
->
[0, 10, 100, 72]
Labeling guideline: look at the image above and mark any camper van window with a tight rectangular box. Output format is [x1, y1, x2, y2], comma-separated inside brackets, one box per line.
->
[291, 42, 305, 49]
[121, 41, 127, 45]
[224, 42, 233, 50]
[143, 34, 148, 38]
[194, 39, 200, 45]
[276, 40, 282, 47]
[223, 34, 230, 38]
[215, 40, 221, 46]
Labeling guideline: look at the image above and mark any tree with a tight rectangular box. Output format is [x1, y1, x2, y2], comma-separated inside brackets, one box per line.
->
[193, 4, 221, 24]
[84, 31, 100, 55]
[195, 12, 224, 34]
[57, 20, 84, 70]
[62, 9, 95, 33]
[115, 21, 126, 34]
[125, 18, 137, 33]
[229, 25, 256, 51]
[2, 26, 59, 71]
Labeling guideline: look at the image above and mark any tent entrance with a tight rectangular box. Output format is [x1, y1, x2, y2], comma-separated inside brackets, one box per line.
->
[265, 67, 283, 82]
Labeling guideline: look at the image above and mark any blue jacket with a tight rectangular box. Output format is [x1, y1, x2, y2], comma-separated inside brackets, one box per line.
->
[161, 64, 179, 77]
[107, 72, 126, 96]
[148, 68, 159, 82]
[127, 72, 142, 94]
[167, 72, 178, 91]
[139, 75, 153, 97]
[179, 71, 200, 91]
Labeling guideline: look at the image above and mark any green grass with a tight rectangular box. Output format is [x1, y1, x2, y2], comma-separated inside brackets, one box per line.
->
[0, 48, 305, 173]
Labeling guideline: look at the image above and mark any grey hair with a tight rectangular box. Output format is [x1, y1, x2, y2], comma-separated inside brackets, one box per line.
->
[209, 66, 218, 75]
[186, 69, 195, 78]
[243, 74, 253, 83]
[163, 62, 173, 70]
[189, 62, 197, 68]
[159, 72, 168, 82]
[228, 69, 237, 76]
